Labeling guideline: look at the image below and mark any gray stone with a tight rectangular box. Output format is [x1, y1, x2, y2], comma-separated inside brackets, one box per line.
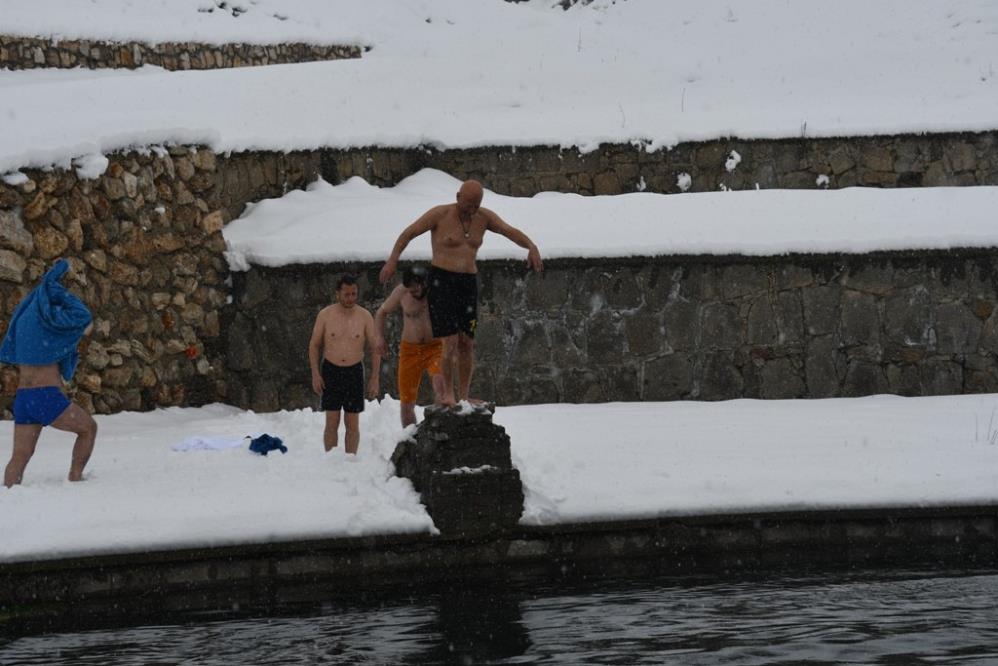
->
[776, 291, 805, 343]
[841, 361, 888, 397]
[721, 265, 769, 300]
[700, 353, 743, 401]
[758, 357, 806, 399]
[644, 353, 693, 400]
[805, 336, 841, 397]
[843, 264, 893, 296]
[920, 361, 963, 396]
[883, 287, 933, 347]
[562, 367, 604, 403]
[588, 310, 624, 364]
[509, 321, 551, 367]
[934, 302, 981, 354]
[887, 364, 921, 396]
[803, 286, 839, 336]
[746, 296, 779, 345]
[841, 291, 880, 346]
[0, 209, 33, 255]
[625, 312, 661, 356]
[662, 299, 699, 351]
[0, 249, 26, 283]
[701, 303, 741, 350]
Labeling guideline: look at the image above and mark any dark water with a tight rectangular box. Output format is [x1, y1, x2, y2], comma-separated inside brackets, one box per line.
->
[3, 569, 998, 665]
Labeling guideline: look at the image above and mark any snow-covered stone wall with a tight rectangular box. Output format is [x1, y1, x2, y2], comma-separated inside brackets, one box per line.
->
[323, 131, 998, 196]
[0, 147, 320, 415]
[0, 35, 360, 70]
[227, 252, 998, 411]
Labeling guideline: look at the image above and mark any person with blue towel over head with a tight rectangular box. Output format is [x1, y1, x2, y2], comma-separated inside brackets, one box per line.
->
[1, 258, 98, 487]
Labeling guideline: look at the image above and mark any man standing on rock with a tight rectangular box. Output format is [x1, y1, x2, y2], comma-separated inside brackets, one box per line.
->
[367, 266, 446, 427]
[308, 274, 376, 455]
[379, 180, 543, 405]
[2, 258, 98, 487]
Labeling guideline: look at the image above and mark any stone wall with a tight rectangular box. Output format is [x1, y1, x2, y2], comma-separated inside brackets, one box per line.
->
[227, 251, 998, 411]
[0, 35, 361, 70]
[322, 131, 998, 196]
[0, 148, 320, 416]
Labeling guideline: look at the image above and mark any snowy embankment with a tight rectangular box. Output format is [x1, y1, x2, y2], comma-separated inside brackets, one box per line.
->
[2, 393, 998, 563]
[222, 170, 998, 269]
[3, 0, 998, 175]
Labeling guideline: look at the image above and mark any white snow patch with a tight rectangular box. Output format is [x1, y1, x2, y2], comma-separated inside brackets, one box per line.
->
[73, 153, 110, 180]
[725, 150, 742, 172]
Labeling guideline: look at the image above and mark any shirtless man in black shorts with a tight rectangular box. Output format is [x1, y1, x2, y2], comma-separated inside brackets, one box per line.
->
[379, 180, 543, 405]
[308, 274, 376, 454]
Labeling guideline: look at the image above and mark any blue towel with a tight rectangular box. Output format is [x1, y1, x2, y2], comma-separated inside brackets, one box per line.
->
[248, 434, 287, 456]
[0, 259, 92, 381]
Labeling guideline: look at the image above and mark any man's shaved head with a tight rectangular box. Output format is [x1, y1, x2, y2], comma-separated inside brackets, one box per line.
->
[458, 179, 484, 205]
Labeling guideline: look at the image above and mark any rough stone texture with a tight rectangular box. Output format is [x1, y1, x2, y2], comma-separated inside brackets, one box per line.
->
[322, 131, 998, 196]
[392, 403, 524, 537]
[231, 251, 998, 408]
[0, 35, 362, 70]
[0, 147, 320, 416]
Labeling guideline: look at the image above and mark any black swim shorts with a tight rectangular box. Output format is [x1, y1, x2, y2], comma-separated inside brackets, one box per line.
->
[321, 360, 365, 413]
[427, 265, 478, 338]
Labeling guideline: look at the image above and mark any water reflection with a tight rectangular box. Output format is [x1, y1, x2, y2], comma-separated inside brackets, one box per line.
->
[404, 588, 531, 665]
[3, 569, 998, 665]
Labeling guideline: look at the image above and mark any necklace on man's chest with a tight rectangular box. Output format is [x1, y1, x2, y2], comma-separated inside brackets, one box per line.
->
[459, 216, 472, 238]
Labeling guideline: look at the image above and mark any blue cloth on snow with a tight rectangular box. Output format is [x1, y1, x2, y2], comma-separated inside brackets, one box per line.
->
[0, 259, 92, 381]
[249, 434, 287, 456]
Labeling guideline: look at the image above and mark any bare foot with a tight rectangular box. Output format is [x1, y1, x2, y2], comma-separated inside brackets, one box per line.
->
[466, 398, 486, 406]
[67, 472, 85, 482]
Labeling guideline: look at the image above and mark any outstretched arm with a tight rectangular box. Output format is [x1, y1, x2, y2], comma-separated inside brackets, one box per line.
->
[486, 210, 543, 272]
[379, 208, 440, 283]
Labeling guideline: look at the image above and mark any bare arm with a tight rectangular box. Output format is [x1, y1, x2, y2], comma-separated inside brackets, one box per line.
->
[364, 309, 380, 399]
[308, 310, 326, 395]
[373, 286, 405, 357]
[486, 209, 544, 272]
[379, 207, 441, 283]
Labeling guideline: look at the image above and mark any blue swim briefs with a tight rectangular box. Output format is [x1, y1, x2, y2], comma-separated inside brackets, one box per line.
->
[13, 386, 71, 426]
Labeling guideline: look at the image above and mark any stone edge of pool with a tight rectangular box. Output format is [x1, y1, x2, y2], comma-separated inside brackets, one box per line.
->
[2, 504, 996, 625]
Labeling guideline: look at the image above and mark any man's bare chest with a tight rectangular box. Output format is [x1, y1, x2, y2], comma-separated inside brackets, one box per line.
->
[326, 315, 365, 342]
[435, 211, 485, 248]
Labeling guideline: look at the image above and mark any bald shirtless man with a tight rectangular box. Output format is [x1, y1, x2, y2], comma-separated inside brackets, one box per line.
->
[308, 274, 376, 455]
[379, 179, 543, 405]
[368, 266, 447, 427]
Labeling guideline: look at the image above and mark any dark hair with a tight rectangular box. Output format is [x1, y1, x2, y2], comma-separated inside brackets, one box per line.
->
[336, 273, 358, 290]
[402, 266, 427, 287]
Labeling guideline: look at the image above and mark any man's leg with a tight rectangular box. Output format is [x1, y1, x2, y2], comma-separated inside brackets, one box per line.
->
[456, 332, 476, 402]
[344, 412, 360, 455]
[400, 402, 417, 428]
[438, 334, 459, 405]
[49, 403, 97, 482]
[324, 410, 341, 451]
[4, 424, 43, 488]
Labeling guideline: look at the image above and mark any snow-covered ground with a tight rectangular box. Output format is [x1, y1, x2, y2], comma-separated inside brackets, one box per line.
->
[224, 170, 998, 268]
[2, 393, 998, 563]
[2, 0, 998, 174]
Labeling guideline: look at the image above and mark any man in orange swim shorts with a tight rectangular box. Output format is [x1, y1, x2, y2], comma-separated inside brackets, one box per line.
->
[368, 267, 447, 427]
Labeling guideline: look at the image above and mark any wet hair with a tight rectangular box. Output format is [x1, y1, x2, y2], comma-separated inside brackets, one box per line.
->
[402, 266, 427, 287]
[336, 273, 358, 290]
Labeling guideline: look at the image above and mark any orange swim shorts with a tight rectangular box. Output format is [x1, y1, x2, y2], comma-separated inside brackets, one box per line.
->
[397, 339, 443, 403]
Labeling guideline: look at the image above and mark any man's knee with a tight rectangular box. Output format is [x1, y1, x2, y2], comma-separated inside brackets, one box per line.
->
[84, 415, 98, 438]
